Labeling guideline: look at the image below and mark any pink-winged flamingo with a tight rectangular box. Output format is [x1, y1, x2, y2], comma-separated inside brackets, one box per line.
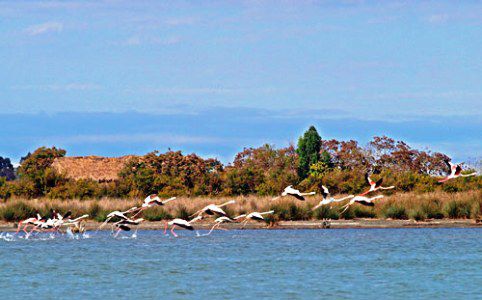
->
[273, 185, 316, 201]
[312, 186, 354, 210]
[438, 160, 477, 183]
[360, 173, 394, 196]
[340, 195, 384, 213]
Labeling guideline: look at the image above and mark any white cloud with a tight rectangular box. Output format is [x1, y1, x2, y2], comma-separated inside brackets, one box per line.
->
[49, 133, 227, 145]
[164, 16, 199, 26]
[11, 83, 101, 91]
[120, 35, 181, 46]
[427, 14, 450, 24]
[25, 21, 63, 35]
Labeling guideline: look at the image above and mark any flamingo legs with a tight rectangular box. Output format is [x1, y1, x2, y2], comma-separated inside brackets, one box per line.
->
[170, 225, 178, 237]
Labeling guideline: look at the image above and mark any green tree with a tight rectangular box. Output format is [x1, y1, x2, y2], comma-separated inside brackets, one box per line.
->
[296, 126, 321, 179]
[17, 147, 66, 197]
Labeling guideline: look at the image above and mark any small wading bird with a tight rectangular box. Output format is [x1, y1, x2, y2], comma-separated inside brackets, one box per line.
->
[312, 186, 355, 211]
[341, 195, 384, 213]
[190, 200, 236, 218]
[360, 173, 395, 196]
[98, 207, 140, 230]
[272, 185, 316, 201]
[113, 218, 144, 237]
[131, 195, 177, 217]
[236, 210, 275, 228]
[438, 160, 477, 183]
[165, 216, 203, 237]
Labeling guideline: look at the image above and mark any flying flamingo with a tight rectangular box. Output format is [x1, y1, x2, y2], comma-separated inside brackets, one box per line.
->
[15, 215, 41, 235]
[360, 173, 394, 196]
[190, 200, 236, 218]
[98, 207, 140, 230]
[272, 185, 316, 201]
[312, 186, 354, 210]
[113, 218, 144, 237]
[165, 216, 203, 237]
[340, 195, 384, 213]
[61, 214, 90, 229]
[236, 210, 275, 228]
[132, 195, 177, 218]
[438, 160, 477, 183]
[205, 215, 246, 235]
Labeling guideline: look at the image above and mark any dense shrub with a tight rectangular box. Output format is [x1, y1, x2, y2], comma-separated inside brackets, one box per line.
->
[382, 204, 408, 219]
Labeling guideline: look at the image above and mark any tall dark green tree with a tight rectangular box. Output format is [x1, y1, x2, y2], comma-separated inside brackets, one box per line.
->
[0, 157, 15, 181]
[296, 126, 321, 179]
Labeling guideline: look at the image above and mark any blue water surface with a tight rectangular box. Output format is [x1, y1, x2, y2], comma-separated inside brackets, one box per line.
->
[1, 228, 481, 299]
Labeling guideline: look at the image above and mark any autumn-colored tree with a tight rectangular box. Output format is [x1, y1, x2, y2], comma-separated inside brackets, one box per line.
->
[225, 144, 299, 195]
[297, 126, 321, 179]
[119, 150, 223, 197]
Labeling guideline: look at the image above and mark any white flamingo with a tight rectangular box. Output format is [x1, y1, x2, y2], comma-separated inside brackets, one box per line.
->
[340, 195, 384, 213]
[165, 216, 203, 237]
[273, 185, 316, 201]
[113, 218, 144, 237]
[61, 214, 90, 228]
[15, 216, 41, 235]
[205, 215, 247, 235]
[98, 207, 140, 230]
[132, 195, 177, 217]
[312, 186, 354, 210]
[438, 160, 477, 183]
[190, 200, 235, 218]
[236, 210, 275, 228]
[360, 173, 394, 196]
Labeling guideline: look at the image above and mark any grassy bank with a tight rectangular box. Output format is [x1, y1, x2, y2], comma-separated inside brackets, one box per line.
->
[0, 190, 480, 223]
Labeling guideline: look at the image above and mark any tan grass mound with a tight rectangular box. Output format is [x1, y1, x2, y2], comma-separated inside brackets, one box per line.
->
[52, 155, 137, 181]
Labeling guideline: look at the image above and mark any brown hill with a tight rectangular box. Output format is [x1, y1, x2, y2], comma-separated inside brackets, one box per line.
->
[51, 155, 138, 182]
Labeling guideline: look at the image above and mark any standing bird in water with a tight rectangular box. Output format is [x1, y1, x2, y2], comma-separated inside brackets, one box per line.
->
[272, 186, 316, 201]
[360, 173, 395, 196]
[438, 160, 477, 183]
[340, 195, 384, 213]
[312, 186, 354, 211]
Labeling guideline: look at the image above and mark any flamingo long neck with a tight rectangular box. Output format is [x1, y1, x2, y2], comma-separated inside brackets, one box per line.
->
[190, 216, 202, 223]
[234, 214, 246, 220]
[162, 197, 177, 204]
[337, 195, 355, 201]
[218, 200, 235, 208]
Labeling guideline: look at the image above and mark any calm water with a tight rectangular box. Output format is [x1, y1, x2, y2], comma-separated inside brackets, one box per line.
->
[1, 228, 481, 299]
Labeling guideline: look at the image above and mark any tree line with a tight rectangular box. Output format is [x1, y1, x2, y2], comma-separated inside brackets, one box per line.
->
[0, 126, 480, 200]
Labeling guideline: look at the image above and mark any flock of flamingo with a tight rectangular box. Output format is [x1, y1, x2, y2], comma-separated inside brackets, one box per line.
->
[10, 159, 477, 239]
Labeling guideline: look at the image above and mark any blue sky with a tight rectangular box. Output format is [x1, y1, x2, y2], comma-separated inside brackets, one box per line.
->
[0, 1, 481, 163]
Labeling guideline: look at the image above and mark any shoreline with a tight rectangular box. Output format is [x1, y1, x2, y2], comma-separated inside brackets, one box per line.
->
[1, 219, 481, 232]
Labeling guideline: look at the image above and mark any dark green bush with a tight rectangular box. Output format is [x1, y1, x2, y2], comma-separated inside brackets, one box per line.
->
[383, 204, 408, 219]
